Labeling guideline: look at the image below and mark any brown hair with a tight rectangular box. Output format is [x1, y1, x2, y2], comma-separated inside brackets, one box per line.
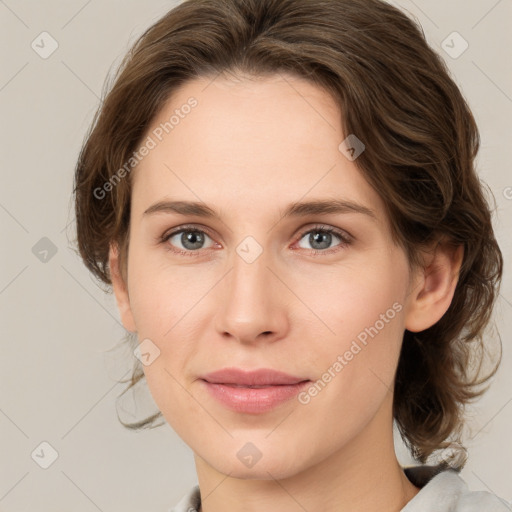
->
[72, 0, 503, 468]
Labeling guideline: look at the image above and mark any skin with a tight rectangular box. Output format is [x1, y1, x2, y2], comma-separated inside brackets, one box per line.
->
[109, 72, 464, 512]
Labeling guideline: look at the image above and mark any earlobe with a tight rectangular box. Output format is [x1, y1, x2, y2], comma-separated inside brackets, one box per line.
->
[109, 242, 137, 333]
[405, 241, 464, 333]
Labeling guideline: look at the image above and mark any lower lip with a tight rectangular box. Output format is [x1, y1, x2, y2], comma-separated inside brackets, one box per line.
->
[200, 379, 311, 414]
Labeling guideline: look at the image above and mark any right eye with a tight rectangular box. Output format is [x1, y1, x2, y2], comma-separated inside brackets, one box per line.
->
[160, 226, 217, 256]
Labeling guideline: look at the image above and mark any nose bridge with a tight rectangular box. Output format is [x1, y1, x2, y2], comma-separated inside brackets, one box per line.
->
[215, 237, 286, 341]
[229, 240, 273, 312]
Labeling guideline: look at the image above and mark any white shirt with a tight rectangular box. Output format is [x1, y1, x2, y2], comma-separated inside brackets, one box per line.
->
[170, 466, 512, 511]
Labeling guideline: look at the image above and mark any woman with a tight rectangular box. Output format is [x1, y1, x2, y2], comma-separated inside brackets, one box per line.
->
[73, 0, 510, 510]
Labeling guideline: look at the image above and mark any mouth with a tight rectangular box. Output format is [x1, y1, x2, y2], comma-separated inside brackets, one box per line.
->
[198, 368, 311, 414]
[200, 367, 309, 387]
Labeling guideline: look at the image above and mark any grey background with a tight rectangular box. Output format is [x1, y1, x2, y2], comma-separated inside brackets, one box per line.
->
[0, 0, 511, 510]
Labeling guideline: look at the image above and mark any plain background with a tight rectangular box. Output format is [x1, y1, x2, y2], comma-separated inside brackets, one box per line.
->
[0, 0, 511, 510]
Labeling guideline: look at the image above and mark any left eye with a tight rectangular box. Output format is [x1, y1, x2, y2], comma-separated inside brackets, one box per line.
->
[295, 227, 350, 252]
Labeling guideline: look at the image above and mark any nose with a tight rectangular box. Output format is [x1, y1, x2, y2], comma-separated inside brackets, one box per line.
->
[214, 247, 289, 346]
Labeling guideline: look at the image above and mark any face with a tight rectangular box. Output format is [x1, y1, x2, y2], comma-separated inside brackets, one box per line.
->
[110, 72, 432, 480]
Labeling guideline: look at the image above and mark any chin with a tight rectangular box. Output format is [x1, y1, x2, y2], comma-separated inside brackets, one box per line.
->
[203, 447, 307, 481]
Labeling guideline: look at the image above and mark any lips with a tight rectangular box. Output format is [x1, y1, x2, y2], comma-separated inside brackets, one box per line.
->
[199, 368, 312, 414]
[200, 367, 309, 387]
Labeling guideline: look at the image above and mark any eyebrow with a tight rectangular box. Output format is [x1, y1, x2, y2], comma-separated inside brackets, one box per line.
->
[143, 198, 377, 221]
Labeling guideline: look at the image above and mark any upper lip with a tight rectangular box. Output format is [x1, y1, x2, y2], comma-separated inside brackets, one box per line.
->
[201, 367, 309, 386]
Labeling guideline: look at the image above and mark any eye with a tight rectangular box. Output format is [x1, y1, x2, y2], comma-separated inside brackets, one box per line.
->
[160, 226, 216, 256]
[294, 225, 352, 254]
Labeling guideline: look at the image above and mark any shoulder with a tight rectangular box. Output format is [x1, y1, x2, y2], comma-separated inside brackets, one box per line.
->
[402, 465, 511, 512]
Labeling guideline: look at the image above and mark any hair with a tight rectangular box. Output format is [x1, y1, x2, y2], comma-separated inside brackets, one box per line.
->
[72, 0, 503, 469]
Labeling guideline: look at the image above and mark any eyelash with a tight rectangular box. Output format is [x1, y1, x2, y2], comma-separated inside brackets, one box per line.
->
[159, 224, 352, 257]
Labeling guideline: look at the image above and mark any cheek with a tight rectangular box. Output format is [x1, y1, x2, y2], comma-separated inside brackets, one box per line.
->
[299, 255, 408, 402]
[290, 278, 406, 455]
[125, 246, 201, 336]
[124, 252, 209, 426]
[301, 255, 407, 346]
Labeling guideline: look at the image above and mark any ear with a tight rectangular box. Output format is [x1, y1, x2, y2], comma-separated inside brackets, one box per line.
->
[405, 239, 464, 333]
[109, 242, 137, 333]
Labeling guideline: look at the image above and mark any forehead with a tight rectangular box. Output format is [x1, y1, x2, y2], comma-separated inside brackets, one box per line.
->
[130, 73, 387, 228]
